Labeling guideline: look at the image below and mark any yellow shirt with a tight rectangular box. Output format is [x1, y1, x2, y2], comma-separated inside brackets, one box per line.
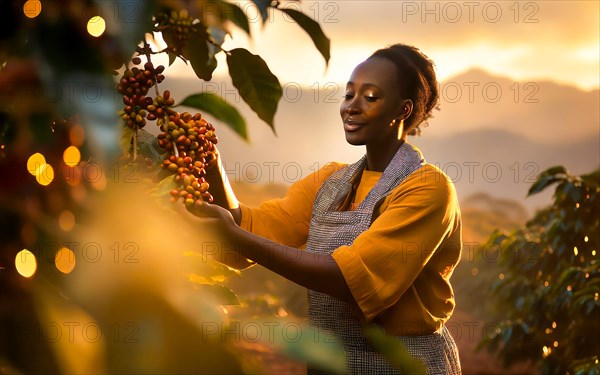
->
[239, 162, 462, 335]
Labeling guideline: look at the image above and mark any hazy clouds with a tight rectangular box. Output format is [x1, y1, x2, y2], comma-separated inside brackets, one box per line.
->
[205, 1, 599, 89]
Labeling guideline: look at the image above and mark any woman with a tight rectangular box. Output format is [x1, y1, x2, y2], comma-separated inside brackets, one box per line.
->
[185, 44, 462, 374]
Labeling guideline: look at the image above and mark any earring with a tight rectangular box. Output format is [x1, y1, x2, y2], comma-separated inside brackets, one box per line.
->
[390, 118, 404, 127]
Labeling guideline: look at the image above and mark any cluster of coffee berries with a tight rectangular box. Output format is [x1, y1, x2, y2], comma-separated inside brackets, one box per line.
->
[155, 9, 195, 55]
[116, 43, 220, 206]
[145, 89, 176, 122]
[117, 57, 166, 129]
[157, 111, 218, 206]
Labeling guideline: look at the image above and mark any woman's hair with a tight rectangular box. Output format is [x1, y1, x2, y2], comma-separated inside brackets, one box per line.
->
[369, 44, 439, 136]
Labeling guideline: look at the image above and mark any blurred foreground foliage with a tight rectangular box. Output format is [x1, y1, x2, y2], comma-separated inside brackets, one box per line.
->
[0, 1, 348, 373]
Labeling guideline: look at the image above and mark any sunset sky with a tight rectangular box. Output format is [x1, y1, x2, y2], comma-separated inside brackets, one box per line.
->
[173, 0, 599, 90]
[160, 0, 599, 211]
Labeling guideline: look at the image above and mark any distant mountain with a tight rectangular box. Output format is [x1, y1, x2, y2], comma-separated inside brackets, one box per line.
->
[459, 192, 528, 245]
[411, 128, 599, 213]
[462, 191, 529, 223]
[431, 68, 600, 143]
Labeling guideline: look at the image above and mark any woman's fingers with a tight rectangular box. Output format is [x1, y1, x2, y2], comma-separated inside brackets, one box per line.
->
[192, 200, 221, 217]
[181, 199, 236, 223]
[180, 199, 213, 218]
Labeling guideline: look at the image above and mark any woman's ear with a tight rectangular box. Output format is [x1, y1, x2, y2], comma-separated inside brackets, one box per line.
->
[401, 99, 413, 120]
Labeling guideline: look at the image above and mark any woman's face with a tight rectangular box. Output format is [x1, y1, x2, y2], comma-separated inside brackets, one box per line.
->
[340, 57, 405, 147]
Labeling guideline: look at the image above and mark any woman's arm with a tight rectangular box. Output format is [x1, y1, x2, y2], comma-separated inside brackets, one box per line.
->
[185, 202, 364, 319]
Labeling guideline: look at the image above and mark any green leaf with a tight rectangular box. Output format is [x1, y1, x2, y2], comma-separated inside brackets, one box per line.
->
[186, 27, 217, 81]
[279, 8, 331, 65]
[162, 28, 185, 58]
[183, 251, 241, 280]
[581, 169, 600, 189]
[488, 230, 508, 245]
[226, 48, 282, 131]
[119, 124, 134, 154]
[262, 321, 346, 373]
[149, 175, 177, 199]
[528, 175, 561, 196]
[539, 165, 567, 178]
[558, 267, 581, 287]
[208, 26, 226, 57]
[217, 0, 251, 35]
[363, 326, 427, 375]
[568, 185, 582, 203]
[168, 51, 177, 66]
[179, 93, 248, 141]
[194, 284, 240, 305]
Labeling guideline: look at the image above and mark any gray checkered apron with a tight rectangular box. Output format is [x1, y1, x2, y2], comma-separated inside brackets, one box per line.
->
[306, 142, 461, 374]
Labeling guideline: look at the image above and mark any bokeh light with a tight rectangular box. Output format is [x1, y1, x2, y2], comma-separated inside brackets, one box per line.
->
[15, 249, 37, 278]
[58, 210, 76, 231]
[23, 0, 42, 18]
[542, 346, 551, 358]
[35, 163, 54, 186]
[63, 146, 81, 167]
[87, 16, 106, 37]
[27, 152, 46, 175]
[55, 247, 76, 274]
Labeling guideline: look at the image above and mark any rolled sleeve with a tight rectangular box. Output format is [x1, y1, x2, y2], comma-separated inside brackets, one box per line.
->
[238, 162, 345, 248]
[238, 203, 254, 232]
